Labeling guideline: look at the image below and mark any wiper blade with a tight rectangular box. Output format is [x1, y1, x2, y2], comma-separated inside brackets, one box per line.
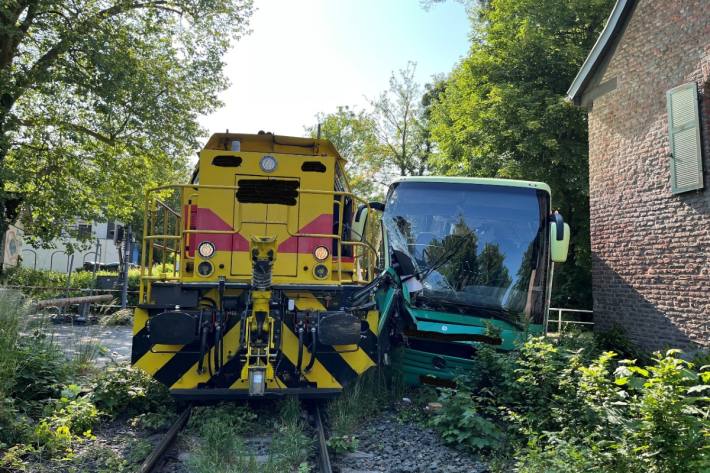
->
[418, 234, 470, 283]
[417, 296, 524, 330]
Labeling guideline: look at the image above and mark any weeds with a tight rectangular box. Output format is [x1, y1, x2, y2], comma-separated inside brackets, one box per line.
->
[91, 364, 174, 419]
[327, 368, 387, 439]
[428, 332, 710, 472]
[187, 399, 311, 473]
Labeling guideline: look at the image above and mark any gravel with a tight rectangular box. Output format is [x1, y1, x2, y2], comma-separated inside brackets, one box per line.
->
[333, 411, 489, 473]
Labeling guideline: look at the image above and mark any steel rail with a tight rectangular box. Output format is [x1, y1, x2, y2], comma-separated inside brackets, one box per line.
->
[313, 403, 333, 473]
[139, 405, 192, 473]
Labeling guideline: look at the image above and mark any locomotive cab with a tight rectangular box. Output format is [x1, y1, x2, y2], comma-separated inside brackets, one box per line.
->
[131, 133, 382, 399]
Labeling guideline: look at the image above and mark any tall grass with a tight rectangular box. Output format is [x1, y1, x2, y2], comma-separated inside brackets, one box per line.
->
[0, 290, 26, 396]
[327, 367, 388, 437]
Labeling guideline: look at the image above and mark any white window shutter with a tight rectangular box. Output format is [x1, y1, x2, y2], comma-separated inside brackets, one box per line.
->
[666, 82, 704, 194]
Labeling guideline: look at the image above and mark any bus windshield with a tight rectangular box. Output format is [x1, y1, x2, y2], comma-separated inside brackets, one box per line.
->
[384, 181, 550, 324]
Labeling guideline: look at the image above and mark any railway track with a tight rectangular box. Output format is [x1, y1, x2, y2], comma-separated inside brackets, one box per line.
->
[312, 402, 333, 473]
[138, 401, 333, 473]
[139, 405, 192, 473]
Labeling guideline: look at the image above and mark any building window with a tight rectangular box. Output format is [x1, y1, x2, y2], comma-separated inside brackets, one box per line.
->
[106, 221, 115, 240]
[77, 223, 92, 239]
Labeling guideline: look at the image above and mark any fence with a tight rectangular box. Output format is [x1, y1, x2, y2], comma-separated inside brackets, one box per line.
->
[547, 307, 594, 334]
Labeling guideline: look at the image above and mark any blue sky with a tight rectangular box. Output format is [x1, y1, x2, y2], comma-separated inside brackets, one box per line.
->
[198, 0, 471, 140]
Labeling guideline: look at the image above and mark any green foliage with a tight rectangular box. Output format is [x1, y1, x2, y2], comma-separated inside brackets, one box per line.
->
[430, 388, 505, 451]
[0, 0, 254, 243]
[308, 62, 432, 199]
[66, 445, 131, 473]
[327, 434, 359, 455]
[306, 106, 383, 199]
[187, 403, 257, 435]
[187, 400, 310, 473]
[427, 0, 616, 308]
[327, 368, 387, 437]
[430, 334, 710, 472]
[91, 364, 173, 419]
[2, 266, 140, 301]
[33, 396, 99, 457]
[0, 291, 26, 395]
[369, 61, 431, 178]
[269, 399, 311, 467]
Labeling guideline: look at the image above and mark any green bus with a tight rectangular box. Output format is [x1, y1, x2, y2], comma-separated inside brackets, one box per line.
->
[374, 176, 570, 386]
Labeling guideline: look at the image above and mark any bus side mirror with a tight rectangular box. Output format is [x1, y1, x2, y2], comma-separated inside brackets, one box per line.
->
[550, 221, 570, 263]
[353, 202, 384, 241]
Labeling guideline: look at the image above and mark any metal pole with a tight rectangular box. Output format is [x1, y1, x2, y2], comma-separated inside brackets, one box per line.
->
[49, 250, 65, 272]
[65, 253, 74, 298]
[91, 238, 100, 295]
[121, 227, 131, 309]
[22, 249, 37, 270]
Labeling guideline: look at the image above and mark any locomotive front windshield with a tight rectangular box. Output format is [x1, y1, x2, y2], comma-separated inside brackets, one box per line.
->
[384, 181, 550, 324]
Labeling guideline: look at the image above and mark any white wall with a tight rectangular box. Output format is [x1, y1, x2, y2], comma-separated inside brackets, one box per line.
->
[21, 221, 123, 272]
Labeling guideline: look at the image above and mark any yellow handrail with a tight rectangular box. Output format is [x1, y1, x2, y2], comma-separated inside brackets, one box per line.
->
[139, 183, 381, 303]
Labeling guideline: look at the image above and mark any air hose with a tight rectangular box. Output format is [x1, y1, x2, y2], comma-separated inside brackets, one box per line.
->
[304, 325, 318, 373]
[296, 325, 304, 375]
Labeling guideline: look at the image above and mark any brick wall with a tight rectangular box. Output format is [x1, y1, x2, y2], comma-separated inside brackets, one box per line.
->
[587, 0, 710, 351]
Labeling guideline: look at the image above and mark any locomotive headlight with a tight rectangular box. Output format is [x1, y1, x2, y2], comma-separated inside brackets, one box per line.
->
[198, 241, 215, 259]
[313, 245, 329, 261]
[259, 155, 277, 173]
[197, 261, 213, 277]
[313, 263, 328, 279]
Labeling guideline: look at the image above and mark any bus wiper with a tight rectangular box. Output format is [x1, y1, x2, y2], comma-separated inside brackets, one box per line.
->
[417, 234, 470, 283]
[417, 296, 524, 330]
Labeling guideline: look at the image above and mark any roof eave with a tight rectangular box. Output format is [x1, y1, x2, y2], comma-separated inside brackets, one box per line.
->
[566, 0, 635, 106]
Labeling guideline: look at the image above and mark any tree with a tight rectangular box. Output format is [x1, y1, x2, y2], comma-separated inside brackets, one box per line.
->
[427, 0, 614, 308]
[370, 62, 430, 177]
[0, 0, 253, 250]
[305, 106, 383, 199]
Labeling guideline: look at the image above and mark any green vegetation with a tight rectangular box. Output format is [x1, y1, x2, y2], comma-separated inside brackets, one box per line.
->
[326, 368, 389, 454]
[91, 365, 174, 420]
[2, 266, 140, 300]
[186, 399, 311, 473]
[0, 291, 174, 471]
[425, 0, 614, 308]
[310, 0, 616, 308]
[428, 333, 710, 472]
[0, 1, 254, 247]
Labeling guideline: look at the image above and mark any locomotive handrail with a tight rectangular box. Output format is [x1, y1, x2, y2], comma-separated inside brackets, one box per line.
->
[139, 183, 381, 303]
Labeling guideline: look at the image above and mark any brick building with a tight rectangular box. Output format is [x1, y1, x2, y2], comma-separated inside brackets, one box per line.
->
[567, 0, 709, 351]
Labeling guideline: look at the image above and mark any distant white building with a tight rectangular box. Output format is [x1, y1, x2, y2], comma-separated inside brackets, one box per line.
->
[17, 220, 132, 272]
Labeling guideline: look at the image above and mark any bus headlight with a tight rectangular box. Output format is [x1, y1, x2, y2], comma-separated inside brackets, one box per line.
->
[198, 241, 215, 259]
[313, 245, 329, 261]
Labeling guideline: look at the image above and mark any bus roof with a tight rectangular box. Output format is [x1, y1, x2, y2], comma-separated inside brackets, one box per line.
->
[389, 176, 552, 194]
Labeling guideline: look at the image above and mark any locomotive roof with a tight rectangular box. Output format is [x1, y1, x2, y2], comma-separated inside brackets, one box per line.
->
[203, 132, 345, 162]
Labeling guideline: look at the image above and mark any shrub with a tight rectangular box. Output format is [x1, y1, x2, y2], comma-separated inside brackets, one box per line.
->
[91, 365, 173, 419]
[12, 337, 70, 405]
[429, 388, 505, 451]
[430, 334, 710, 473]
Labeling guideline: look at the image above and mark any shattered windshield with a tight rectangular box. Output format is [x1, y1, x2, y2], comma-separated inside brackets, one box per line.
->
[384, 181, 549, 322]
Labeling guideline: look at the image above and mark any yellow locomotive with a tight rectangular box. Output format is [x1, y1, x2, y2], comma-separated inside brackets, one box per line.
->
[131, 132, 382, 399]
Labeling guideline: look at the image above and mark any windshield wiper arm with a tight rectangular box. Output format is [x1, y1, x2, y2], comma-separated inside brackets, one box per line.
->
[417, 234, 470, 283]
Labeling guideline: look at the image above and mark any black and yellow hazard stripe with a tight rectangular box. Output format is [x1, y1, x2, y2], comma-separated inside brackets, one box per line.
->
[283, 292, 378, 387]
[131, 292, 380, 393]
